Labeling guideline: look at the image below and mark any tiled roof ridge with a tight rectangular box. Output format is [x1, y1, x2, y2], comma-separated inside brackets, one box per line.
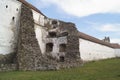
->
[78, 31, 120, 49]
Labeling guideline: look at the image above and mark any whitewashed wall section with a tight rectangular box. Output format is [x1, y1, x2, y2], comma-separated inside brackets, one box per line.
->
[79, 38, 115, 61]
[0, 0, 21, 54]
[32, 10, 46, 54]
[32, 10, 44, 26]
[45, 37, 67, 58]
[35, 24, 47, 54]
[115, 49, 120, 57]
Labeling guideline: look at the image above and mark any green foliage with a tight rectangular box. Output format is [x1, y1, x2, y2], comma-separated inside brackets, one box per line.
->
[0, 58, 120, 80]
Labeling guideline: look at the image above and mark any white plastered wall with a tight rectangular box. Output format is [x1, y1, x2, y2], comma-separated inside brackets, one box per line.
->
[32, 10, 44, 26]
[79, 38, 115, 61]
[115, 49, 120, 57]
[35, 24, 47, 54]
[32, 10, 47, 54]
[0, 0, 21, 54]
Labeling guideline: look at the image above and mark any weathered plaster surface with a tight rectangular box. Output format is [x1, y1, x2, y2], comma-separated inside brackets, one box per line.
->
[0, 0, 21, 54]
[35, 25, 47, 54]
[0, 0, 120, 71]
[79, 38, 115, 61]
[115, 49, 120, 57]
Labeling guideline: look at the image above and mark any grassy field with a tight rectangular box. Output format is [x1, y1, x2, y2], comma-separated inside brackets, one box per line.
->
[0, 58, 120, 80]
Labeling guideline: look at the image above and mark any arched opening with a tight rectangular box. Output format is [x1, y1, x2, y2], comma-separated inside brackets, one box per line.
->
[59, 44, 66, 52]
[46, 43, 53, 52]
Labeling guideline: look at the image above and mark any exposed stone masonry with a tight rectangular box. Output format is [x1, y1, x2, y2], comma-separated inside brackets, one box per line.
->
[0, 64, 17, 71]
[17, 4, 42, 70]
[43, 20, 82, 68]
[0, 0, 120, 71]
[0, 3, 82, 71]
[0, 53, 17, 71]
[17, 4, 60, 71]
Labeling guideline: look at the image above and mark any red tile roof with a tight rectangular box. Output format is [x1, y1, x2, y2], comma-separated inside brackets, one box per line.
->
[111, 43, 120, 49]
[78, 32, 120, 49]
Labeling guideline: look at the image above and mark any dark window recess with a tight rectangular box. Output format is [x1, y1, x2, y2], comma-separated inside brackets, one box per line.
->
[61, 32, 68, 36]
[60, 56, 65, 62]
[52, 20, 57, 24]
[6, 5, 8, 8]
[12, 17, 15, 21]
[16, 8, 19, 11]
[59, 44, 66, 52]
[49, 32, 57, 37]
[46, 43, 53, 52]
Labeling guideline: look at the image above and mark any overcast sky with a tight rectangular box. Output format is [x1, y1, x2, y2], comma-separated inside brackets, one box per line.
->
[27, 0, 120, 44]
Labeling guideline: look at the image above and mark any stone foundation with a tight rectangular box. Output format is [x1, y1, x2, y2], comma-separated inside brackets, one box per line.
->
[0, 64, 17, 71]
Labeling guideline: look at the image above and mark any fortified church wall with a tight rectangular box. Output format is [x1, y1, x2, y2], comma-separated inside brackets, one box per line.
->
[0, 0, 81, 71]
[0, 0, 120, 71]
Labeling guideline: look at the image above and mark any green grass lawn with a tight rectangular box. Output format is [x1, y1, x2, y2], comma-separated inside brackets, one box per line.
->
[0, 58, 120, 80]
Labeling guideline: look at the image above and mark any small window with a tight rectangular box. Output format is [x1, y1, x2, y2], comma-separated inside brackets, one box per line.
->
[12, 17, 15, 21]
[46, 43, 53, 52]
[6, 5, 8, 8]
[49, 32, 56, 37]
[60, 56, 65, 62]
[59, 44, 66, 52]
[16, 8, 19, 11]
